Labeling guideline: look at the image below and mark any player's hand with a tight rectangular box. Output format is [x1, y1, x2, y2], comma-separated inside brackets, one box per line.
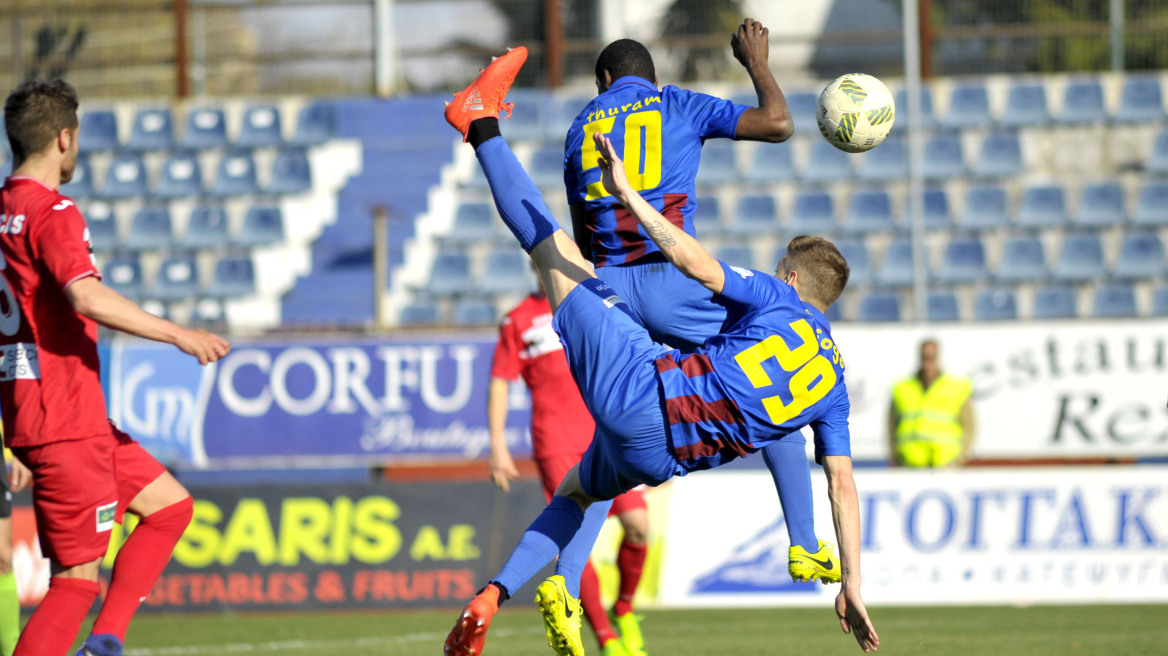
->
[593, 132, 631, 200]
[176, 328, 231, 365]
[488, 448, 520, 492]
[731, 18, 770, 71]
[9, 458, 32, 493]
[836, 587, 880, 652]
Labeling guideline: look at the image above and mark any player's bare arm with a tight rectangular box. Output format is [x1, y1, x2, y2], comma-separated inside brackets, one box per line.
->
[486, 377, 520, 492]
[823, 454, 880, 652]
[66, 277, 230, 365]
[731, 18, 794, 143]
[594, 133, 725, 293]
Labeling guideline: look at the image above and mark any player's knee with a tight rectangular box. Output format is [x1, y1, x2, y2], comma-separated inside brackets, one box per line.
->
[0, 549, 13, 575]
[52, 557, 103, 582]
[619, 511, 649, 545]
[148, 495, 194, 534]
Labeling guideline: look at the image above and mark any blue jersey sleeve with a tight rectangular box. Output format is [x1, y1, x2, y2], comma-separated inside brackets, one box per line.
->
[810, 389, 852, 464]
[664, 86, 749, 140]
[716, 260, 789, 314]
[563, 122, 586, 204]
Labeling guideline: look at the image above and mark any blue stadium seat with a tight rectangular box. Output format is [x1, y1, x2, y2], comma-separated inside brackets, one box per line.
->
[544, 94, 591, 141]
[922, 188, 951, 230]
[1073, 182, 1125, 229]
[715, 245, 756, 270]
[974, 289, 1019, 321]
[803, 141, 851, 182]
[957, 185, 1008, 231]
[696, 141, 738, 186]
[858, 292, 901, 322]
[1113, 76, 1163, 123]
[528, 146, 564, 189]
[875, 239, 916, 287]
[999, 84, 1049, 127]
[1033, 287, 1077, 320]
[237, 105, 284, 148]
[972, 132, 1023, 178]
[124, 207, 174, 250]
[85, 202, 118, 251]
[922, 134, 965, 180]
[210, 152, 259, 196]
[127, 108, 175, 151]
[789, 191, 836, 234]
[1093, 284, 1138, 318]
[209, 256, 256, 297]
[1132, 181, 1168, 226]
[190, 299, 226, 325]
[152, 256, 200, 300]
[926, 291, 960, 322]
[426, 251, 472, 296]
[237, 206, 284, 247]
[841, 190, 894, 235]
[499, 92, 545, 142]
[182, 207, 230, 249]
[1056, 81, 1106, 124]
[446, 202, 499, 245]
[79, 111, 119, 152]
[857, 135, 907, 182]
[936, 237, 987, 284]
[100, 154, 148, 199]
[1153, 287, 1168, 317]
[692, 196, 722, 234]
[0, 159, 9, 179]
[896, 88, 935, 128]
[181, 108, 228, 150]
[1148, 132, 1168, 175]
[835, 241, 871, 286]
[267, 149, 312, 194]
[103, 256, 143, 299]
[478, 248, 533, 295]
[725, 194, 778, 236]
[1112, 233, 1165, 280]
[745, 144, 795, 182]
[786, 92, 821, 134]
[996, 236, 1047, 283]
[1052, 233, 1105, 283]
[59, 155, 94, 199]
[155, 152, 204, 198]
[452, 299, 498, 327]
[399, 301, 440, 327]
[290, 102, 336, 146]
[1016, 185, 1068, 229]
[940, 84, 991, 129]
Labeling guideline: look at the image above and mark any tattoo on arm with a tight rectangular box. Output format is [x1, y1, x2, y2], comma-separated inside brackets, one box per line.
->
[644, 218, 677, 248]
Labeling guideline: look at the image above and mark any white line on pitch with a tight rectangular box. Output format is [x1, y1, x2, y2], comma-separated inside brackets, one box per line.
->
[125, 627, 545, 655]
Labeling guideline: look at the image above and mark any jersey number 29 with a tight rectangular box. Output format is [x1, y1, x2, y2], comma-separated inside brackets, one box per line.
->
[734, 319, 838, 426]
[581, 110, 662, 201]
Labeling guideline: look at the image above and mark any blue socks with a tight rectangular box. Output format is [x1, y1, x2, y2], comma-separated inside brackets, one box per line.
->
[761, 436, 819, 552]
[554, 498, 613, 598]
[475, 136, 561, 252]
[493, 496, 583, 596]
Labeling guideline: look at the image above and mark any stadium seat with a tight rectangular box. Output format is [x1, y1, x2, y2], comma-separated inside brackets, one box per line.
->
[939, 84, 991, 129]
[995, 236, 1047, 283]
[153, 256, 201, 300]
[237, 105, 284, 148]
[745, 144, 795, 182]
[926, 291, 960, 322]
[209, 256, 257, 297]
[79, 111, 119, 152]
[972, 132, 1023, 178]
[785, 92, 820, 134]
[856, 135, 907, 182]
[528, 146, 564, 189]
[100, 154, 148, 199]
[858, 292, 901, 322]
[835, 241, 871, 287]
[452, 299, 498, 326]
[190, 299, 226, 325]
[715, 245, 756, 270]
[237, 206, 284, 247]
[59, 155, 93, 199]
[1052, 233, 1105, 283]
[1032, 286, 1077, 320]
[290, 102, 336, 146]
[127, 108, 175, 151]
[84, 202, 118, 251]
[956, 185, 1008, 231]
[692, 196, 722, 234]
[446, 202, 500, 245]
[696, 141, 738, 186]
[803, 141, 851, 182]
[544, 94, 591, 141]
[267, 149, 312, 194]
[124, 207, 174, 251]
[1056, 81, 1106, 124]
[103, 257, 144, 299]
[875, 239, 916, 287]
[499, 92, 545, 142]
[922, 134, 965, 180]
[1113, 76, 1164, 123]
[0, 159, 9, 180]
[399, 301, 440, 327]
[725, 194, 778, 236]
[999, 84, 1049, 127]
[210, 152, 259, 196]
[1148, 131, 1168, 175]
[922, 188, 951, 230]
[1092, 284, 1138, 318]
[182, 206, 230, 249]
[788, 191, 836, 234]
[426, 251, 472, 296]
[1132, 181, 1168, 226]
[974, 289, 1019, 321]
[895, 88, 935, 128]
[1153, 287, 1168, 317]
[181, 108, 228, 150]
[1073, 182, 1125, 229]
[155, 152, 204, 198]
[1016, 185, 1068, 230]
[478, 248, 533, 295]
[936, 237, 987, 284]
[841, 190, 894, 235]
[1112, 233, 1165, 280]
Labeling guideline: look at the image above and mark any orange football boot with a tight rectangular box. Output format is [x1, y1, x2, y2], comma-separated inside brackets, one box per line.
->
[444, 585, 502, 656]
[444, 46, 528, 142]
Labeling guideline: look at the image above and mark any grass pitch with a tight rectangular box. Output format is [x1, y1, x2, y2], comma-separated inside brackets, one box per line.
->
[105, 604, 1166, 656]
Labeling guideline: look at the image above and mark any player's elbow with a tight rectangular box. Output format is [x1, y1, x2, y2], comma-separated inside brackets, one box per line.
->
[761, 115, 794, 143]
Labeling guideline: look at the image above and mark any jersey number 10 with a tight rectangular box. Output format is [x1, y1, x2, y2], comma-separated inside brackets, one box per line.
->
[734, 319, 838, 426]
[581, 110, 663, 201]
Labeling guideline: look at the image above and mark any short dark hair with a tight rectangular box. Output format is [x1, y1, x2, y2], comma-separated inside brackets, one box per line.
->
[4, 79, 79, 163]
[778, 236, 850, 307]
[595, 39, 656, 85]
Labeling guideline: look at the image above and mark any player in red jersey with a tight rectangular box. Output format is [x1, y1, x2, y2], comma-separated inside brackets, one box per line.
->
[488, 287, 648, 656]
[1, 80, 230, 656]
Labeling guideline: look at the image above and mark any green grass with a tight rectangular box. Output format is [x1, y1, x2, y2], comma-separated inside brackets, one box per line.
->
[104, 604, 1167, 656]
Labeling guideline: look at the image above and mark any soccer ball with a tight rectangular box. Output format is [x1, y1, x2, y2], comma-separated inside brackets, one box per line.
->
[816, 73, 896, 153]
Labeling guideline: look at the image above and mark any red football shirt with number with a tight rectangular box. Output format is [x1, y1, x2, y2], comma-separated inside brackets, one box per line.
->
[491, 293, 595, 459]
[0, 176, 108, 447]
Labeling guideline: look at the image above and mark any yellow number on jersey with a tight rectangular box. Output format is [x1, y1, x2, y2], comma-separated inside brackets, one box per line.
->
[581, 110, 663, 201]
[734, 319, 838, 426]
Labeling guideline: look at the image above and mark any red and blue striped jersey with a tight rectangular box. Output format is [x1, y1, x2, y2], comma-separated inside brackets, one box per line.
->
[654, 262, 851, 472]
[563, 77, 747, 266]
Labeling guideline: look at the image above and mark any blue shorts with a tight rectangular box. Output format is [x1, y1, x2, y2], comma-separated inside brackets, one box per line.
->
[552, 278, 682, 500]
[596, 254, 727, 352]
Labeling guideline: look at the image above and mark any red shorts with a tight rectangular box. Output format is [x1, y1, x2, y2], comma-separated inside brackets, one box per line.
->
[536, 453, 647, 516]
[13, 428, 167, 567]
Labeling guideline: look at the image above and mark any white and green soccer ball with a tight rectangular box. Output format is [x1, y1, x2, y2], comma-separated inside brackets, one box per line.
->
[816, 73, 896, 153]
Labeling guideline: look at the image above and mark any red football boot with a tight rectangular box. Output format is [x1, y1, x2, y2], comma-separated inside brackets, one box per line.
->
[444, 585, 502, 655]
[444, 46, 528, 142]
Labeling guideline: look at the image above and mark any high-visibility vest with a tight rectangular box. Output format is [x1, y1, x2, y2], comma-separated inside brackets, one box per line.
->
[892, 374, 972, 445]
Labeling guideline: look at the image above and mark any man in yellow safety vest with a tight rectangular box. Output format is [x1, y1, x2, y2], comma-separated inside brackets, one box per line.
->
[887, 339, 976, 467]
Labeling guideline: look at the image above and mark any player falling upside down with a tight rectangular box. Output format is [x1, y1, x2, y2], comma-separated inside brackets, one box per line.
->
[443, 48, 878, 656]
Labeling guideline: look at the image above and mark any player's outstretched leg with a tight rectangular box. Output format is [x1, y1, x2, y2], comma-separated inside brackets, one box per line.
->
[535, 575, 584, 656]
[761, 438, 840, 584]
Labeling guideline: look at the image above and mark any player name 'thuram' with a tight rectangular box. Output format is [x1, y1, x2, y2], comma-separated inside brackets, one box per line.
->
[585, 96, 661, 123]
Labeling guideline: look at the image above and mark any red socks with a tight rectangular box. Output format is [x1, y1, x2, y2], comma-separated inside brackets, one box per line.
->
[14, 577, 100, 656]
[92, 497, 194, 640]
[613, 539, 647, 617]
[578, 560, 619, 646]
